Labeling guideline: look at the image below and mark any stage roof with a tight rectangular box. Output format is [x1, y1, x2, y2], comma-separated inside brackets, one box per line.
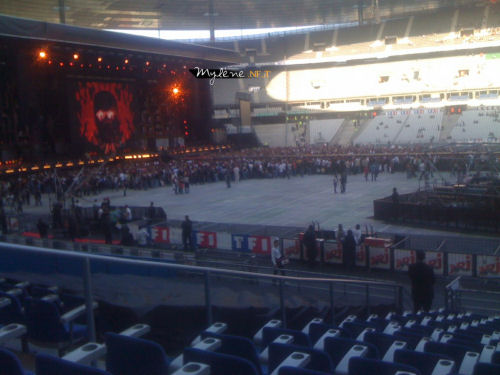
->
[0, 0, 486, 31]
[0, 14, 239, 64]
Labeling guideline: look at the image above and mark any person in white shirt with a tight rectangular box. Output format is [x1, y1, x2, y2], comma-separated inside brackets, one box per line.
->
[124, 205, 132, 222]
[353, 224, 362, 245]
[271, 239, 285, 282]
[136, 226, 150, 246]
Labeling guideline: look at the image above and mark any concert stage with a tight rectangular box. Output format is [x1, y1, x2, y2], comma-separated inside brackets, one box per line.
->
[374, 181, 500, 233]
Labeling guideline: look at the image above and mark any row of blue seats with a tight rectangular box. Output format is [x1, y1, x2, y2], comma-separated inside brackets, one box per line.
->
[1, 311, 500, 375]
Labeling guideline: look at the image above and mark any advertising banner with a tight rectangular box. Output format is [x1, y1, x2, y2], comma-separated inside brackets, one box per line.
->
[476, 255, 500, 278]
[324, 241, 343, 264]
[153, 226, 170, 244]
[447, 253, 473, 276]
[394, 250, 444, 275]
[194, 231, 217, 249]
[283, 239, 301, 260]
[369, 246, 391, 269]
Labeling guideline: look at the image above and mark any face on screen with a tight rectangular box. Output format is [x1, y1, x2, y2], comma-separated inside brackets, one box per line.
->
[94, 91, 120, 144]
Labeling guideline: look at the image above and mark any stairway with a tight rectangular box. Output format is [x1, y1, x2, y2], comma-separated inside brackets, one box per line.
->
[439, 114, 461, 142]
[331, 119, 363, 145]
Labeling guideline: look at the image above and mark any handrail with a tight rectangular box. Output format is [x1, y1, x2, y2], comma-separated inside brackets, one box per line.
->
[0, 242, 396, 287]
[391, 236, 408, 249]
[436, 239, 446, 252]
[445, 275, 461, 290]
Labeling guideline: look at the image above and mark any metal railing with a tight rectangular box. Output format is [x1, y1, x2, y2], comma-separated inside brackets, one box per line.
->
[0, 241, 403, 340]
[445, 275, 500, 315]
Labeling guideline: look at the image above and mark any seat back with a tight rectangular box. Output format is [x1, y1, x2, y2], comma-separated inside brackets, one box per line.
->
[364, 332, 400, 356]
[268, 343, 334, 373]
[424, 341, 472, 365]
[349, 356, 422, 375]
[308, 323, 350, 343]
[262, 327, 311, 348]
[323, 337, 379, 367]
[277, 366, 331, 375]
[24, 298, 68, 343]
[0, 291, 24, 325]
[36, 353, 111, 375]
[393, 330, 424, 349]
[473, 362, 500, 375]
[105, 332, 170, 375]
[201, 331, 261, 374]
[183, 347, 258, 375]
[0, 348, 26, 375]
[394, 349, 454, 375]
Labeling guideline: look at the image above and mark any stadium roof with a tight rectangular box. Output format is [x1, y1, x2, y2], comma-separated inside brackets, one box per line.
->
[0, 0, 487, 32]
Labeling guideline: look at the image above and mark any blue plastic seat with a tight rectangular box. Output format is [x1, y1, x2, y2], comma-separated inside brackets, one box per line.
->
[364, 332, 400, 355]
[394, 349, 454, 375]
[323, 337, 379, 368]
[105, 332, 171, 375]
[268, 342, 334, 373]
[36, 353, 111, 375]
[349, 356, 422, 375]
[473, 362, 500, 375]
[0, 291, 25, 325]
[424, 341, 473, 366]
[308, 323, 351, 343]
[393, 330, 424, 349]
[0, 348, 34, 375]
[278, 367, 331, 375]
[183, 347, 259, 375]
[262, 327, 311, 348]
[201, 331, 262, 374]
[342, 321, 380, 337]
[24, 298, 87, 354]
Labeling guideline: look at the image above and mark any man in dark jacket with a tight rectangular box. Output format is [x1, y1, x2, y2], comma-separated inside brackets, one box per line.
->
[342, 229, 356, 269]
[181, 215, 193, 251]
[408, 250, 435, 313]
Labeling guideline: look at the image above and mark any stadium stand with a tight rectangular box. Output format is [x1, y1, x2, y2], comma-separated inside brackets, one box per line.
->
[449, 108, 500, 143]
[395, 110, 442, 144]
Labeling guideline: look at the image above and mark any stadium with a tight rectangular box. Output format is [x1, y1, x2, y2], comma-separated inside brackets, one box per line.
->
[0, 1, 500, 374]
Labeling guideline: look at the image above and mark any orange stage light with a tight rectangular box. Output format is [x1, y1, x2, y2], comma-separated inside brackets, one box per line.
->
[39, 51, 47, 59]
[73, 53, 79, 60]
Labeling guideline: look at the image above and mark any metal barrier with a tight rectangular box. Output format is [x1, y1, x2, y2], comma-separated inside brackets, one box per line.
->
[0, 241, 403, 341]
[445, 275, 500, 315]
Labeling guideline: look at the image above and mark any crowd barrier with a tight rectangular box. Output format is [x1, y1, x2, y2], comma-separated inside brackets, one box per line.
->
[151, 225, 500, 279]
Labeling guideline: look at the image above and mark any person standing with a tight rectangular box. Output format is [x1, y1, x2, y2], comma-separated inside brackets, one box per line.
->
[342, 229, 356, 269]
[333, 174, 338, 194]
[271, 239, 285, 283]
[225, 168, 231, 188]
[408, 250, 435, 313]
[181, 215, 193, 251]
[136, 225, 150, 247]
[37, 218, 49, 238]
[391, 187, 400, 220]
[353, 224, 362, 245]
[303, 225, 317, 268]
[340, 171, 347, 193]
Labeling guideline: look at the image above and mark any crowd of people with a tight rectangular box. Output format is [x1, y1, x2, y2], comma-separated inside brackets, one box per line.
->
[0, 143, 497, 217]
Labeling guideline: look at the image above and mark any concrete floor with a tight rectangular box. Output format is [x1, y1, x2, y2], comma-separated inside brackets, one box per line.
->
[69, 171, 458, 235]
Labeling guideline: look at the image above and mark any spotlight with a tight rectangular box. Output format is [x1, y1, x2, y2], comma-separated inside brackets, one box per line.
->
[59, 62, 64, 67]
[172, 87, 180, 95]
[124, 59, 129, 64]
[73, 53, 79, 60]
[39, 50, 47, 59]
[146, 61, 150, 66]
[97, 57, 103, 62]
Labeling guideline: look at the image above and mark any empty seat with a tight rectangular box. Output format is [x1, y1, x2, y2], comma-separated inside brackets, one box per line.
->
[105, 332, 172, 375]
[183, 347, 259, 375]
[0, 292, 24, 325]
[36, 353, 111, 375]
[201, 331, 262, 374]
[262, 327, 311, 348]
[323, 337, 379, 368]
[268, 343, 334, 374]
[0, 347, 33, 375]
[394, 349, 455, 375]
[308, 323, 350, 343]
[473, 362, 500, 375]
[348, 356, 422, 375]
[24, 297, 88, 355]
[364, 332, 402, 356]
[278, 367, 331, 375]
[424, 341, 473, 366]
